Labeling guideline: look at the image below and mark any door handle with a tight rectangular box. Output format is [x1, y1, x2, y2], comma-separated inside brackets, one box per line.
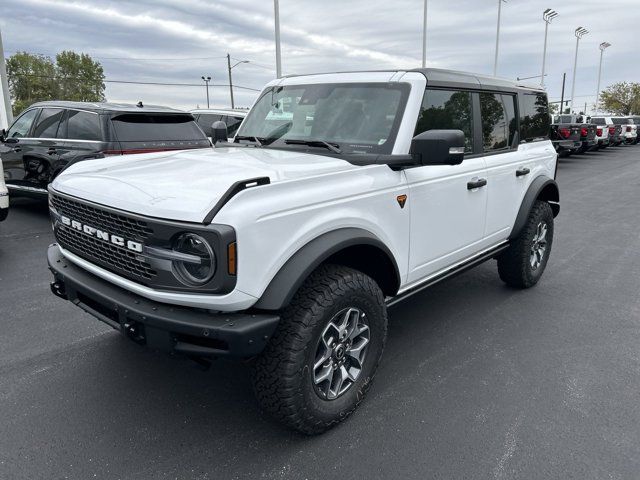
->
[47, 148, 57, 155]
[467, 177, 487, 190]
[516, 167, 530, 177]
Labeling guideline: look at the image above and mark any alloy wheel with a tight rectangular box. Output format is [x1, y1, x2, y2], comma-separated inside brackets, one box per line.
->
[530, 221, 548, 270]
[312, 307, 370, 400]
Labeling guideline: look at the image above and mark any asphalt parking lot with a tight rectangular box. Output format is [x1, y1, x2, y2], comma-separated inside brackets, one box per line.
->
[1, 145, 640, 480]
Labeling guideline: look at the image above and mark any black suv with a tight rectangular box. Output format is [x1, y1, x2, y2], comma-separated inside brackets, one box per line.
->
[1, 101, 211, 196]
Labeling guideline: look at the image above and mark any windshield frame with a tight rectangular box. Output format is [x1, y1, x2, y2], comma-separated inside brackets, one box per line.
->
[234, 82, 411, 157]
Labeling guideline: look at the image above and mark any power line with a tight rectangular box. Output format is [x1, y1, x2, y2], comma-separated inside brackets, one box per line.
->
[106, 79, 260, 91]
[6, 50, 228, 62]
[230, 57, 276, 71]
[7, 72, 261, 91]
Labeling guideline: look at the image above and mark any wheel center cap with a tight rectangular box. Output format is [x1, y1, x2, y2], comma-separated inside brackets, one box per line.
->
[334, 344, 346, 360]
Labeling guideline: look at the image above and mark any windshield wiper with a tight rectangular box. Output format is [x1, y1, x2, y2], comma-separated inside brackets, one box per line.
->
[284, 139, 341, 154]
[235, 135, 264, 146]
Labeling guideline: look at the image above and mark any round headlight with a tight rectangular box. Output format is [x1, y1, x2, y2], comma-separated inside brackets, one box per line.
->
[172, 233, 216, 286]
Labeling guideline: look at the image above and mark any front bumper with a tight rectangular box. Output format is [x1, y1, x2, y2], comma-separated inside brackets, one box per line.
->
[48, 244, 280, 357]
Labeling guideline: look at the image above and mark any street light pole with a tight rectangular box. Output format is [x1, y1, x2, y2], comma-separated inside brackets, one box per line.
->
[493, 0, 506, 76]
[541, 9, 558, 87]
[274, 0, 282, 78]
[0, 25, 13, 129]
[595, 42, 611, 114]
[201, 76, 211, 108]
[570, 27, 588, 113]
[226, 55, 249, 110]
[421, 0, 428, 68]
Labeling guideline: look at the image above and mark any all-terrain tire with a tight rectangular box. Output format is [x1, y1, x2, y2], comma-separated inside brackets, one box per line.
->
[498, 200, 554, 288]
[251, 264, 387, 435]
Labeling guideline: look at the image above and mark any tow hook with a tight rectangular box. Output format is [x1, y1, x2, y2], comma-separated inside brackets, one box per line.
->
[50, 281, 67, 300]
[123, 322, 146, 345]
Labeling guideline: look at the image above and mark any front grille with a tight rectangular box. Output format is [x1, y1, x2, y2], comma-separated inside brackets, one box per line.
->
[51, 194, 157, 281]
[50, 194, 154, 240]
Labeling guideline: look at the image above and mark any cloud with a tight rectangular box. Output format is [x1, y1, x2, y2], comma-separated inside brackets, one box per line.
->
[1, 0, 638, 111]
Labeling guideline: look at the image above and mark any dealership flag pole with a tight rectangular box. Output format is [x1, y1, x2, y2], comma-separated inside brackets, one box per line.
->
[274, 0, 282, 78]
[0, 26, 13, 129]
[570, 27, 588, 113]
[422, 0, 428, 68]
[541, 9, 558, 87]
[493, 0, 506, 76]
[595, 42, 610, 114]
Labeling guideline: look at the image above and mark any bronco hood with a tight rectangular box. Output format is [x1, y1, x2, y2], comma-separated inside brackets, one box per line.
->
[51, 147, 358, 223]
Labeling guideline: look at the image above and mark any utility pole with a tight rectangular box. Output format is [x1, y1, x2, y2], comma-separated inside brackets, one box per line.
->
[570, 27, 588, 112]
[541, 9, 558, 87]
[227, 54, 234, 109]
[0, 25, 13, 129]
[226, 55, 249, 110]
[595, 42, 611, 114]
[274, 0, 282, 77]
[493, 0, 506, 76]
[421, 0, 428, 68]
[560, 72, 566, 114]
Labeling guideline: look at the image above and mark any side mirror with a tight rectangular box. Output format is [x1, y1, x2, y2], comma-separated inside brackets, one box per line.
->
[0, 128, 5, 142]
[411, 129, 465, 166]
[211, 121, 228, 145]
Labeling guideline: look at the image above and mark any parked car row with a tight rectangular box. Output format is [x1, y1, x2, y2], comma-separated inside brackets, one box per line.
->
[0, 103, 249, 196]
[550, 113, 638, 157]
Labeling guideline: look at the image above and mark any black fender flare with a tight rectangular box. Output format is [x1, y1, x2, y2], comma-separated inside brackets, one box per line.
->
[253, 228, 401, 311]
[509, 175, 560, 240]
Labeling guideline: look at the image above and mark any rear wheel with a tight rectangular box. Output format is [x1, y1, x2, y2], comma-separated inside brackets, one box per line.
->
[251, 264, 387, 434]
[498, 201, 554, 288]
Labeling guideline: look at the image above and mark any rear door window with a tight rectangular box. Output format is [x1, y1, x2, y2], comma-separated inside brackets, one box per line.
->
[32, 108, 65, 138]
[415, 89, 474, 153]
[479, 93, 517, 152]
[6, 108, 39, 138]
[64, 110, 102, 141]
[519, 92, 550, 142]
[111, 114, 206, 141]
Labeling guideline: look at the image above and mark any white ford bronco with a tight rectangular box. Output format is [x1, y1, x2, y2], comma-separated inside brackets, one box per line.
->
[47, 69, 559, 434]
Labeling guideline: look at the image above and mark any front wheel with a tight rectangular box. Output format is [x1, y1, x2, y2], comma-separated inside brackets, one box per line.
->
[498, 201, 554, 288]
[251, 265, 387, 434]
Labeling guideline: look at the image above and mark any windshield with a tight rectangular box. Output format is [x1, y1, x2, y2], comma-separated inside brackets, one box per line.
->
[236, 83, 410, 155]
[611, 117, 630, 125]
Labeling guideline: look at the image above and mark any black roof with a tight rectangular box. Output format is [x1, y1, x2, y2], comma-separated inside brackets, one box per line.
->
[29, 101, 188, 114]
[283, 68, 544, 93]
[410, 68, 544, 93]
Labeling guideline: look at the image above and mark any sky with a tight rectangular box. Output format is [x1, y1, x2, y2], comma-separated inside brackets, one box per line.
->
[2, 0, 638, 113]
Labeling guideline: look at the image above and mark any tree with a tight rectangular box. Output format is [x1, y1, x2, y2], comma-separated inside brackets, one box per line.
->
[5, 51, 105, 115]
[56, 51, 105, 102]
[599, 82, 640, 115]
[6, 52, 57, 115]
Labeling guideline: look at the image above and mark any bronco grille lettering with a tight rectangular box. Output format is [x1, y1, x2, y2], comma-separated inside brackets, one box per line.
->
[59, 215, 143, 253]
